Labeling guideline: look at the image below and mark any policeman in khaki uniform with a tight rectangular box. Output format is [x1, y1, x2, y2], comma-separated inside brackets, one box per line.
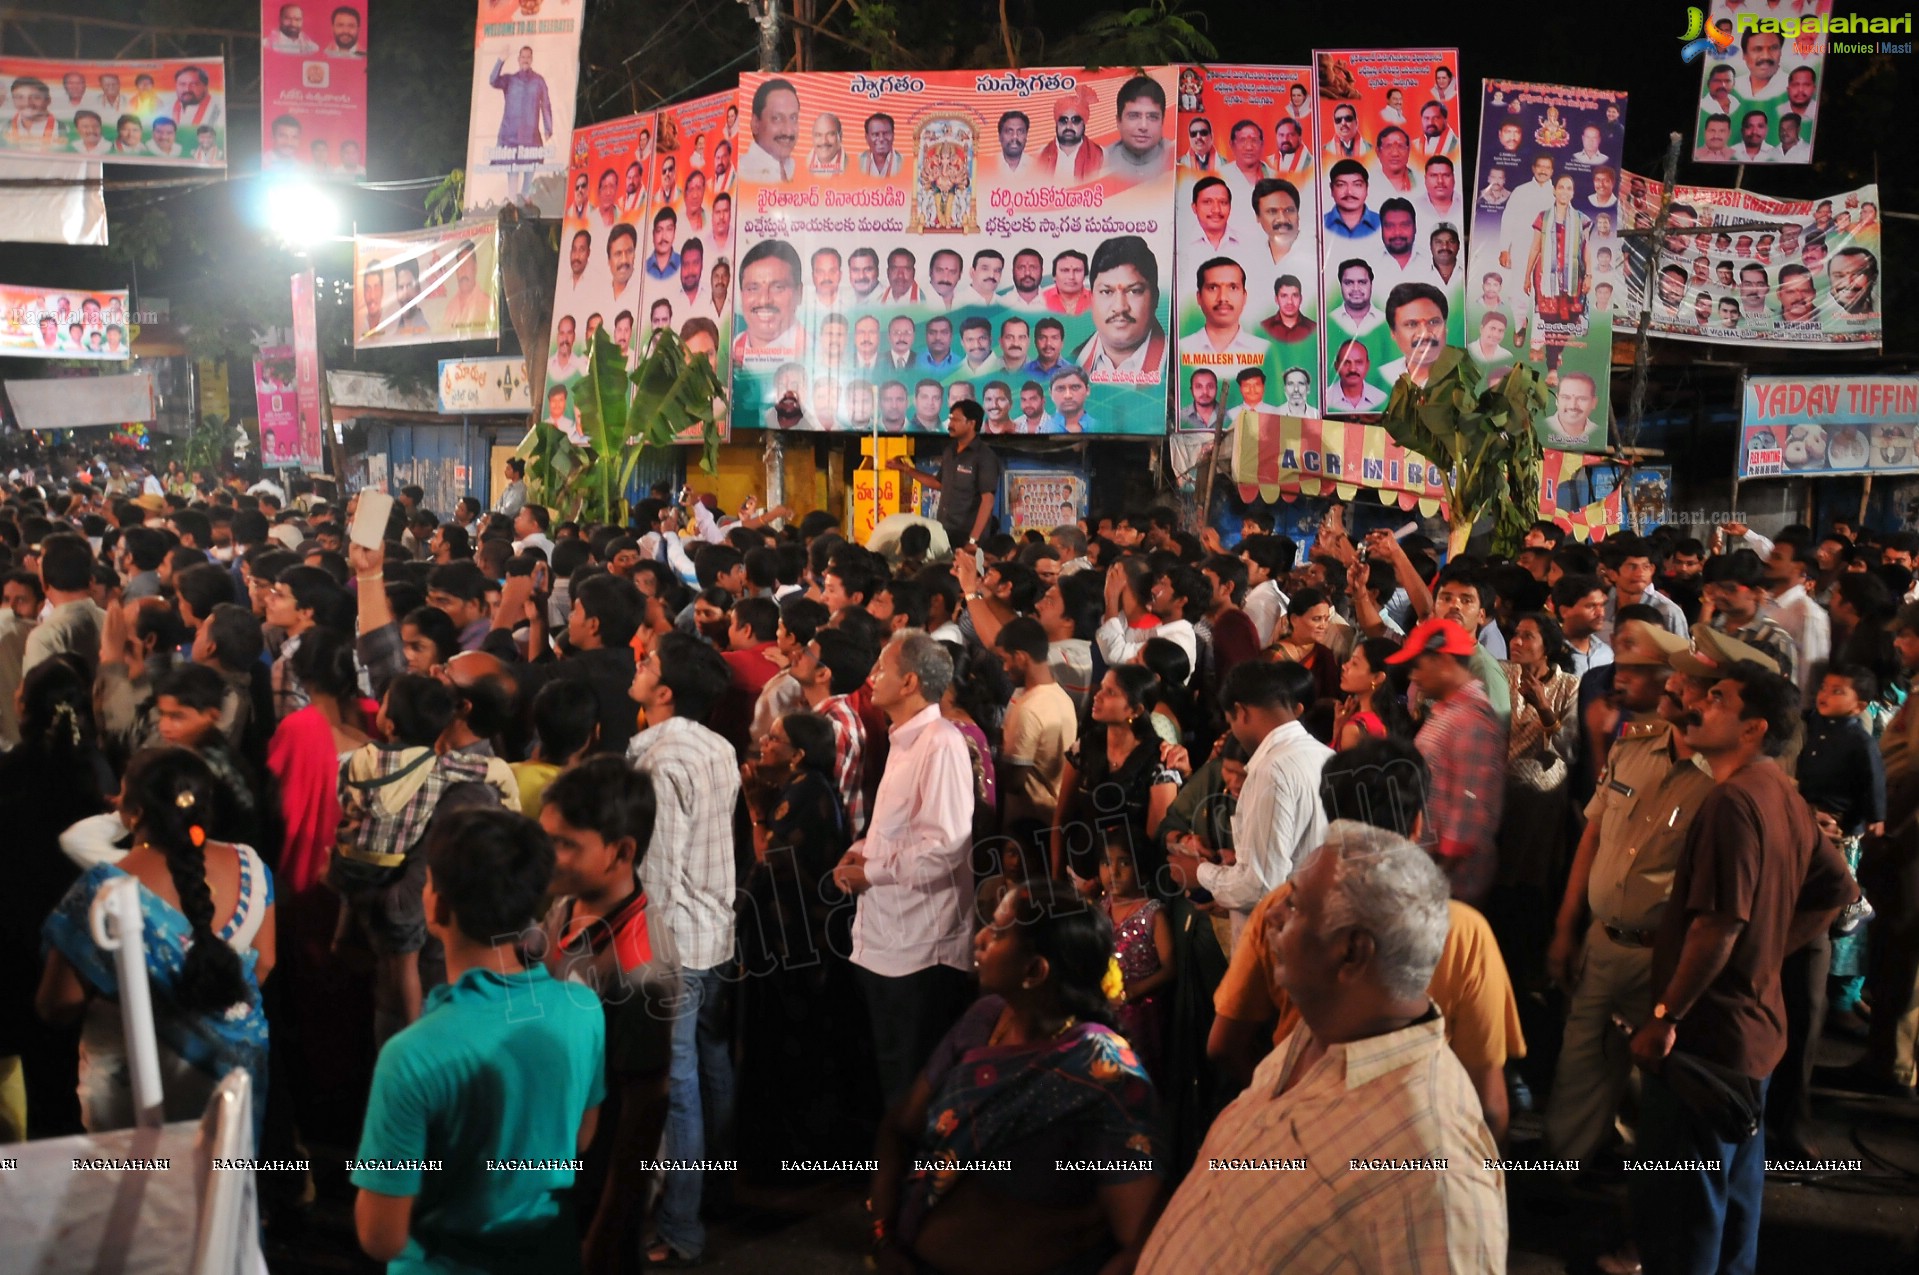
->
[1542, 622, 1782, 1159]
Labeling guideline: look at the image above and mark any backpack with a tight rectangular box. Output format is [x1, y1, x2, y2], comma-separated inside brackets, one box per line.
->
[330, 745, 494, 893]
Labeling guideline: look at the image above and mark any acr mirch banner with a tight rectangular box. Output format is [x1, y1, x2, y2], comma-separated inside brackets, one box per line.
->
[1173, 64, 1322, 426]
[730, 67, 1178, 436]
[1312, 49, 1467, 417]
[261, 0, 367, 178]
[353, 219, 502, 350]
[0, 284, 131, 360]
[0, 56, 227, 167]
[462, 0, 584, 217]
[1736, 374, 1919, 479]
[1621, 174, 1881, 349]
[1690, 1, 1828, 166]
[1466, 79, 1628, 454]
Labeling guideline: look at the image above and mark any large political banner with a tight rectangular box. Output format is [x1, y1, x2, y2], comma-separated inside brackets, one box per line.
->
[1466, 80, 1627, 454]
[730, 67, 1178, 435]
[255, 346, 301, 467]
[462, 0, 583, 216]
[1311, 49, 1466, 417]
[1621, 174, 1881, 349]
[290, 268, 327, 470]
[0, 284, 131, 359]
[353, 220, 502, 350]
[261, 0, 368, 178]
[1690, 4, 1825, 166]
[1736, 375, 1919, 479]
[1173, 64, 1322, 426]
[0, 57, 226, 167]
[644, 90, 738, 441]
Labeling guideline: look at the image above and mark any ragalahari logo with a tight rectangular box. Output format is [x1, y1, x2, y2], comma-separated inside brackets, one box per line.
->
[1678, 7, 1739, 62]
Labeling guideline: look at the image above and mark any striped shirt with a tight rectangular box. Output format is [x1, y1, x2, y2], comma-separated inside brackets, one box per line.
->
[819, 693, 867, 838]
[626, 716, 741, 971]
[1138, 1014, 1506, 1274]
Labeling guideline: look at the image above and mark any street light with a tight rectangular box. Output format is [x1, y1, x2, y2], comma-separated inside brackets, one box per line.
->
[263, 175, 342, 249]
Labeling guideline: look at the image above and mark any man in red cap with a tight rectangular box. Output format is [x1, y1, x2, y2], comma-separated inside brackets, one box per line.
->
[1389, 617, 1507, 905]
[1037, 86, 1104, 182]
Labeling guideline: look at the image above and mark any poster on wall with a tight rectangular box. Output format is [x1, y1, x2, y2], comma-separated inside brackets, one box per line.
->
[1736, 375, 1919, 479]
[1621, 175, 1881, 349]
[353, 219, 501, 349]
[0, 283, 131, 359]
[462, 0, 584, 216]
[1465, 79, 1627, 454]
[730, 66, 1178, 436]
[1173, 64, 1321, 426]
[290, 268, 326, 470]
[260, 0, 367, 178]
[438, 356, 534, 414]
[1004, 469, 1087, 531]
[0, 56, 227, 167]
[1690, 4, 1826, 166]
[1311, 49, 1467, 417]
[254, 345, 300, 466]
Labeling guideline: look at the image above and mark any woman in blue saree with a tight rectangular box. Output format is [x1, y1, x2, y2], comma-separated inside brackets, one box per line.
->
[868, 886, 1165, 1275]
[37, 747, 274, 1136]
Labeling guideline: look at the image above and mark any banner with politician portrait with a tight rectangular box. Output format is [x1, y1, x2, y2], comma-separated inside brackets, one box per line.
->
[730, 67, 1177, 436]
[255, 346, 301, 468]
[1620, 173, 1881, 349]
[462, 0, 583, 217]
[261, 0, 368, 178]
[353, 219, 502, 350]
[0, 283, 131, 360]
[1465, 80, 1627, 454]
[0, 56, 227, 167]
[1311, 50, 1467, 418]
[1173, 64, 1322, 427]
[1690, 3, 1825, 166]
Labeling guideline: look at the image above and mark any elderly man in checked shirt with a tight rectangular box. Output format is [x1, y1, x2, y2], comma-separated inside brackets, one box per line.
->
[1140, 821, 1506, 1273]
[626, 632, 742, 1267]
[1389, 619, 1508, 905]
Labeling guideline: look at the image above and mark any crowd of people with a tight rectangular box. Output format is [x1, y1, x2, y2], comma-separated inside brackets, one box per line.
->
[0, 439, 1911, 1275]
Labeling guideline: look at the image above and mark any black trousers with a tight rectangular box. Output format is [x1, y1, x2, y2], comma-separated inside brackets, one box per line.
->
[1766, 935, 1830, 1145]
[855, 963, 973, 1112]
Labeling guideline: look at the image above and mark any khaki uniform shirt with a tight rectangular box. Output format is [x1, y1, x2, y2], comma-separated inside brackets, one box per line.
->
[1583, 719, 1716, 933]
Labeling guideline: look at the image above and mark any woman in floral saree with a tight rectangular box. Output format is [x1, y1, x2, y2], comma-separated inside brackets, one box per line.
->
[868, 887, 1164, 1275]
[1524, 173, 1593, 389]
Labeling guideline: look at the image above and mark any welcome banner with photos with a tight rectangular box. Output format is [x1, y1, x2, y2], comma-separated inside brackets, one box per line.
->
[462, 0, 584, 216]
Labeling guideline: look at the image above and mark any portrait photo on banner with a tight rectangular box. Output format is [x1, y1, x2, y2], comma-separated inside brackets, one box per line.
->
[1690, 1, 1825, 166]
[0, 56, 227, 167]
[1466, 80, 1628, 455]
[729, 67, 1177, 436]
[1621, 174, 1881, 351]
[1312, 49, 1466, 418]
[353, 221, 501, 351]
[1173, 64, 1323, 429]
[0, 284, 131, 360]
[462, 0, 583, 217]
[260, 0, 368, 179]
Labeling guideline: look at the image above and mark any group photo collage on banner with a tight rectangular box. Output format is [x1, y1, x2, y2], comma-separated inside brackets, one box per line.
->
[260, 0, 368, 178]
[462, 0, 584, 217]
[1622, 174, 1882, 348]
[1466, 79, 1628, 454]
[1312, 49, 1467, 417]
[1172, 64, 1321, 430]
[643, 90, 737, 440]
[0, 56, 227, 167]
[729, 66, 1177, 436]
[352, 220, 502, 350]
[0, 284, 132, 359]
[1691, 1, 1825, 166]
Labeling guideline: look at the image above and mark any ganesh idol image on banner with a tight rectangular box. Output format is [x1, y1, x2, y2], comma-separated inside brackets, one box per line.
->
[1466, 80, 1628, 454]
[729, 67, 1177, 436]
[462, 0, 584, 218]
[1312, 49, 1466, 417]
[1173, 64, 1323, 428]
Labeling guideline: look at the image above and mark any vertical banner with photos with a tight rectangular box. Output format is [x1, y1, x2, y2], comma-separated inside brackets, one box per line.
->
[1691, 5, 1824, 166]
[0, 57, 227, 167]
[353, 220, 502, 350]
[290, 269, 326, 470]
[462, 0, 583, 217]
[730, 67, 1178, 436]
[1312, 50, 1468, 417]
[1466, 80, 1627, 454]
[1621, 175, 1882, 349]
[1173, 64, 1322, 425]
[261, 0, 368, 178]
[0, 284, 130, 360]
[644, 89, 739, 441]
[255, 345, 301, 467]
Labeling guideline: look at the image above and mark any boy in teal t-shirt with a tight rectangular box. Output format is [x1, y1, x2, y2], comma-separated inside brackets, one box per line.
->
[353, 808, 606, 1274]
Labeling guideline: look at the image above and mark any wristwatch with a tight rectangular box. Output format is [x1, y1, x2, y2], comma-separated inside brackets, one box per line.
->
[1652, 1002, 1681, 1025]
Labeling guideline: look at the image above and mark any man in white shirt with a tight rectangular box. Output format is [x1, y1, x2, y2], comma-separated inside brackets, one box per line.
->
[1097, 564, 1203, 676]
[1733, 29, 1786, 101]
[546, 315, 585, 383]
[1572, 125, 1609, 166]
[1165, 661, 1331, 943]
[1239, 536, 1294, 647]
[1326, 339, 1387, 414]
[512, 504, 556, 559]
[993, 617, 1079, 828]
[831, 633, 976, 1108]
[738, 76, 799, 183]
[1498, 153, 1557, 271]
[1372, 199, 1438, 297]
[1762, 538, 1832, 706]
[1734, 109, 1782, 162]
[857, 111, 903, 177]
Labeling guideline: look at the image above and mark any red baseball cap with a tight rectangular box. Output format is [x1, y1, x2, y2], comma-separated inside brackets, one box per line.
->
[1385, 617, 1477, 664]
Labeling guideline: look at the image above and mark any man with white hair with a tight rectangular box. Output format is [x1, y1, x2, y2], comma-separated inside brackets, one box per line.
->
[1140, 820, 1507, 1273]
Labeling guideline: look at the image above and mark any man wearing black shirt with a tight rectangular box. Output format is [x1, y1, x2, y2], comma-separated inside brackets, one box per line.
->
[888, 399, 1001, 551]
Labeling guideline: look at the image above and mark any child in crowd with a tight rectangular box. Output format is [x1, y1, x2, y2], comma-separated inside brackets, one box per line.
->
[1099, 832, 1174, 1086]
[510, 680, 601, 818]
[1801, 665, 1887, 1035]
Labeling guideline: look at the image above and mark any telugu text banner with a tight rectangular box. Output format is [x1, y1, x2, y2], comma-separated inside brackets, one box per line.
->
[261, 0, 367, 178]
